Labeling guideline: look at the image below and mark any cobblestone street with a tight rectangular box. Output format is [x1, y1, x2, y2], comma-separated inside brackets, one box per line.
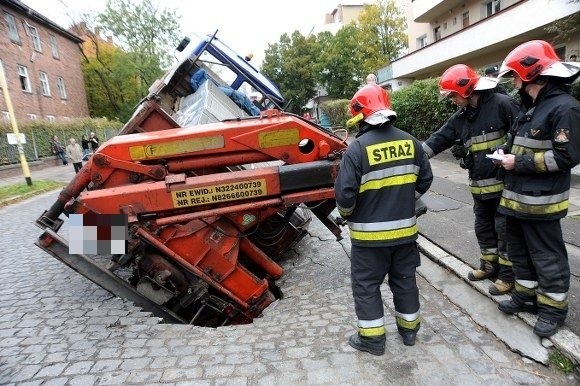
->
[0, 191, 575, 385]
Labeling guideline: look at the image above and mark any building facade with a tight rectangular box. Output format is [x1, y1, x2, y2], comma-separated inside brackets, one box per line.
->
[0, 0, 89, 122]
[379, 0, 580, 91]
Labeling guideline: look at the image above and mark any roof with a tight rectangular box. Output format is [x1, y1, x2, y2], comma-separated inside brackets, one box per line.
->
[2, 0, 83, 43]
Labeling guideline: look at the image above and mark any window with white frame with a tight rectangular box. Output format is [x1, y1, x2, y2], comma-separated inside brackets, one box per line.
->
[2, 111, 10, 122]
[49, 35, 59, 59]
[485, 1, 501, 17]
[4, 12, 20, 44]
[46, 115, 56, 121]
[27, 24, 42, 52]
[56, 76, 67, 99]
[416, 35, 427, 49]
[39, 71, 51, 96]
[17, 65, 32, 92]
[27, 113, 37, 120]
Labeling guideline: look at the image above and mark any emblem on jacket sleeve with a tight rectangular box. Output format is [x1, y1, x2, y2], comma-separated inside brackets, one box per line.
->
[554, 128, 570, 143]
[530, 128, 540, 137]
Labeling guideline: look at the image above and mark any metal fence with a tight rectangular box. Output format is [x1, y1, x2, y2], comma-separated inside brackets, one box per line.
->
[0, 128, 120, 165]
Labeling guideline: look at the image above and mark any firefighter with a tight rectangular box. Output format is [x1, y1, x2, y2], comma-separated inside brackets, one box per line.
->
[422, 64, 520, 295]
[493, 40, 580, 337]
[335, 84, 433, 354]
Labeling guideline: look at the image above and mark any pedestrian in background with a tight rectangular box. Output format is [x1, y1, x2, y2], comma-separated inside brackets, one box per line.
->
[50, 135, 68, 166]
[81, 134, 91, 160]
[66, 138, 83, 173]
[365, 73, 377, 85]
[335, 84, 433, 354]
[494, 40, 580, 337]
[89, 132, 100, 152]
[422, 64, 520, 296]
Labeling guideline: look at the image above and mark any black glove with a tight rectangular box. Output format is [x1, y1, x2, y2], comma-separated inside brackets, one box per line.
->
[451, 144, 468, 160]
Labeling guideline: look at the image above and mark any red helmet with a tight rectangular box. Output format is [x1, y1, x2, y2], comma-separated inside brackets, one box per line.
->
[498, 40, 561, 81]
[349, 84, 391, 118]
[439, 64, 480, 99]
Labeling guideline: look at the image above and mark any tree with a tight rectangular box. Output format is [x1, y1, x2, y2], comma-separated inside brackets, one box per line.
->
[78, 0, 182, 121]
[357, 0, 408, 76]
[261, 31, 319, 114]
[314, 25, 366, 99]
[544, 1, 579, 45]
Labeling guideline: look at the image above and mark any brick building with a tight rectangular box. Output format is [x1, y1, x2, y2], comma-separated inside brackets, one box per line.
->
[0, 0, 89, 122]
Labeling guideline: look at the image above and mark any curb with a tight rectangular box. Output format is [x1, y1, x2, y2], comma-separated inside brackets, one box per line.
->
[416, 233, 580, 366]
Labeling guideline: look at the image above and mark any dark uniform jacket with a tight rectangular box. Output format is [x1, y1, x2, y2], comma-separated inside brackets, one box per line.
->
[422, 91, 519, 199]
[334, 122, 433, 247]
[499, 82, 580, 220]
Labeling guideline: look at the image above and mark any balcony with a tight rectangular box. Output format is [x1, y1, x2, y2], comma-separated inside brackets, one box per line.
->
[412, 0, 466, 23]
[385, 0, 579, 82]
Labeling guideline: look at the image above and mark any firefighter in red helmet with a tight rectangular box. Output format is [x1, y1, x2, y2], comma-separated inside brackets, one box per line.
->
[334, 84, 433, 353]
[493, 40, 580, 337]
[422, 64, 520, 296]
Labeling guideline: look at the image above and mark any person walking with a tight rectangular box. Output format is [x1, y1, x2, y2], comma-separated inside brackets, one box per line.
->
[81, 134, 91, 160]
[493, 40, 580, 337]
[50, 135, 68, 166]
[89, 132, 100, 152]
[66, 138, 84, 173]
[422, 64, 520, 296]
[335, 84, 433, 354]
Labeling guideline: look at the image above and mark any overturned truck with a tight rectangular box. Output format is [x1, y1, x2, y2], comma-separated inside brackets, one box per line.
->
[35, 34, 349, 326]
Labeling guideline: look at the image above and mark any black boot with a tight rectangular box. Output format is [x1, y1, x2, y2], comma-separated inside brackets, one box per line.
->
[397, 325, 419, 346]
[533, 317, 563, 338]
[348, 333, 385, 356]
[498, 299, 538, 315]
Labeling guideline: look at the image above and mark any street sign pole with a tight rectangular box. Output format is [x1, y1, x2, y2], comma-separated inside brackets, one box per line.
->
[0, 64, 32, 186]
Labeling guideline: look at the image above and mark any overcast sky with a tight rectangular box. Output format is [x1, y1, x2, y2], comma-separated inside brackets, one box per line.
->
[20, 0, 358, 67]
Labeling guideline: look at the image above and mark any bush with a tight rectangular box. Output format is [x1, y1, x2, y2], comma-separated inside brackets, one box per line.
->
[391, 78, 455, 140]
[0, 117, 123, 164]
[319, 99, 350, 129]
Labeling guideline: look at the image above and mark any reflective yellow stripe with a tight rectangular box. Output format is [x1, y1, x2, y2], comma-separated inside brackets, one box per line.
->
[469, 137, 506, 152]
[350, 224, 418, 241]
[537, 293, 568, 310]
[510, 145, 530, 155]
[534, 152, 547, 173]
[481, 253, 499, 262]
[396, 316, 420, 330]
[470, 182, 503, 195]
[498, 256, 512, 266]
[359, 326, 385, 337]
[515, 282, 536, 296]
[359, 173, 417, 193]
[500, 197, 569, 215]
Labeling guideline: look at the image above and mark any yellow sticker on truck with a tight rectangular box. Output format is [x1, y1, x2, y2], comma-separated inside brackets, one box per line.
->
[258, 129, 299, 149]
[172, 179, 267, 208]
[129, 135, 225, 160]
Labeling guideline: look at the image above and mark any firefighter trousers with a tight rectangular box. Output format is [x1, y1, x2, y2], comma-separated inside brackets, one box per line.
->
[506, 216, 570, 324]
[473, 196, 513, 282]
[351, 242, 420, 329]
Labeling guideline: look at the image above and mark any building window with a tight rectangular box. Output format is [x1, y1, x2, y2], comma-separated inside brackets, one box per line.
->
[486, 1, 501, 17]
[416, 35, 427, 49]
[434, 26, 441, 42]
[46, 115, 56, 121]
[555, 46, 566, 61]
[49, 35, 60, 59]
[2, 111, 10, 122]
[39, 71, 51, 96]
[4, 12, 20, 44]
[452, 17, 457, 26]
[27, 24, 42, 52]
[17, 65, 32, 92]
[56, 76, 67, 99]
[443, 22, 447, 30]
[27, 113, 37, 120]
[462, 12, 470, 28]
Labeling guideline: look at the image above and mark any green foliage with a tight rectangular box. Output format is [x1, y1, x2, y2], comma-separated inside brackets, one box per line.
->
[315, 25, 366, 99]
[548, 351, 574, 374]
[357, 0, 407, 75]
[390, 78, 455, 140]
[262, 32, 319, 114]
[0, 118, 122, 161]
[80, 0, 182, 122]
[319, 99, 350, 129]
[0, 180, 66, 204]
